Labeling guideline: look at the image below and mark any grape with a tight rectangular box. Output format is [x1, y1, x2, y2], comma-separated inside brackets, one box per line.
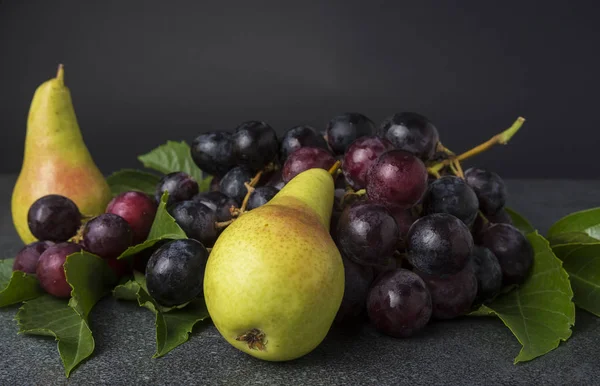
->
[155, 172, 199, 206]
[464, 168, 507, 215]
[422, 176, 479, 227]
[479, 223, 534, 286]
[342, 136, 394, 190]
[168, 201, 218, 247]
[36, 242, 82, 298]
[27, 194, 81, 242]
[265, 169, 286, 190]
[334, 256, 374, 325]
[209, 176, 221, 192]
[379, 112, 440, 161]
[416, 264, 478, 320]
[247, 186, 279, 210]
[106, 191, 158, 244]
[366, 268, 432, 338]
[336, 201, 399, 267]
[386, 205, 415, 251]
[487, 209, 514, 225]
[407, 213, 473, 275]
[472, 209, 513, 243]
[191, 131, 236, 177]
[326, 113, 376, 154]
[193, 191, 238, 222]
[366, 149, 428, 209]
[132, 240, 169, 273]
[469, 246, 503, 305]
[13, 241, 54, 274]
[232, 121, 279, 171]
[146, 239, 209, 307]
[281, 147, 336, 183]
[82, 214, 134, 259]
[105, 258, 132, 280]
[219, 166, 254, 205]
[279, 125, 329, 161]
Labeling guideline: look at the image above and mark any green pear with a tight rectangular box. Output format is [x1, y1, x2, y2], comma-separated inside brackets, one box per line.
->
[204, 168, 345, 361]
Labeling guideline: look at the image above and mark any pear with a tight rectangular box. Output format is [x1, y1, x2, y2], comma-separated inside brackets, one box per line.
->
[204, 168, 345, 361]
[12, 65, 112, 244]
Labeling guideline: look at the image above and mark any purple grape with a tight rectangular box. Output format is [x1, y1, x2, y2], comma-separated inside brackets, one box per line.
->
[422, 176, 479, 227]
[472, 209, 513, 243]
[480, 223, 534, 286]
[27, 194, 81, 242]
[155, 172, 199, 206]
[247, 186, 279, 210]
[336, 201, 399, 267]
[367, 268, 432, 338]
[219, 166, 254, 205]
[264, 169, 286, 190]
[106, 191, 157, 244]
[334, 256, 375, 325]
[326, 113, 376, 154]
[464, 168, 507, 215]
[36, 242, 82, 298]
[416, 264, 478, 320]
[342, 136, 394, 190]
[168, 201, 218, 247]
[13, 241, 54, 274]
[470, 246, 503, 305]
[379, 112, 440, 161]
[279, 125, 329, 161]
[366, 150, 428, 209]
[191, 131, 236, 177]
[407, 213, 473, 276]
[193, 191, 238, 222]
[232, 121, 279, 171]
[387, 205, 415, 251]
[82, 214, 134, 259]
[209, 176, 221, 192]
[282, 147, 336, 183]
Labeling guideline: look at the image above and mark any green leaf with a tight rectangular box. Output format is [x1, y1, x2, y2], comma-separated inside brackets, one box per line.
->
[0, 258, 43, 307]
[548, 232, 600, 247]
[552, 243, 600, 317]
[106, 169, 160, 196]
[137, 140, 212, 192]
[547, 207, 600, 239]
[505, 207, 536, 234]
[117, 191, 187, 260]
[113, 272, 209, 357]
[15, 252, 115, 377]
[16, 295, 94, 377]
[476, 232, 575, 363]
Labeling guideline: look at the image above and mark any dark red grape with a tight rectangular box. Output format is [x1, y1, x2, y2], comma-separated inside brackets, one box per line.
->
[367, 268, 432, 338]
[232, 121, 278, 171]
[336, 201, 399, 267]
[36, 242, 82, 298]
[155, 172, 199, 206]
[469, 246, 503, 305]
[13, 241, 54, 274]
[480, 223, 534, 286]
[386, 205, 415, 251]
[106, 191, 157, 244]
[281, 147, 336, 183]
[379, 112, 440, 161]
[193, 191, 238, 222]
[247, 186, 279, 210]
[219, 166, 254, 205]
[105, 257, 132, 280]
[464, 168, 507, 215]
[168, 201, 218, 247]
[146, 239, 209, 307]
[366, 150, 428, 209]
[191, 131, 236, 177]
[27, 194, 81, 242]
[265, 169, 286, 190]
[407, 213, 473, 276]
[279, 125, 329, 161]
[422, 176, 479, 227]
[326, 113, 376, 154]
[82, 214, 134, 259]
[334, 256, 374, 326]
[342, 136, 394, 190]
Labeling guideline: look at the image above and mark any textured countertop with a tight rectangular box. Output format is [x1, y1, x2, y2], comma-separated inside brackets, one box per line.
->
[1, 175, 599, 385]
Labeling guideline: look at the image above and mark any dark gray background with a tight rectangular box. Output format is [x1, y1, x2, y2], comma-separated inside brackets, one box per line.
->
[1, 0, 598, 178]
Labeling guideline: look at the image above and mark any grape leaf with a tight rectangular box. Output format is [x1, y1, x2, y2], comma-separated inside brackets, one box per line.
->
[106, 169, 160, 196]
[0, 258, 43, 307]
[117, 191, 187, 260]
[472, 232, 575, 363]
[15, 252, 115, 377]
[113, 272, 209, 357]
[505, 207, 536, 234]
[137, 140, 212, 192]
[548, 232, 600, 247]
[552, 243, 600, 317]
[547, 207, 600, 240]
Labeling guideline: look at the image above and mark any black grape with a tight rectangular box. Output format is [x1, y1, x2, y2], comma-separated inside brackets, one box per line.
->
[191, 131, 236, 177]
[279, 125, 329, 161]
[464, 168, 507, 215]
[168, 200, 218, 247]
[155, 172, 199, 206]
[27, 194, 81, 242]
[422, 176, 479, 227]
[231, 121, 279, 171]
[379, 112, 440, 161]
[82, 213, 134, 259]
[326, 113, 376, 154]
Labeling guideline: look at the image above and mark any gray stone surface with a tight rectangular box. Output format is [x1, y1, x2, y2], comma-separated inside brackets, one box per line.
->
[1, 175, 599, 385]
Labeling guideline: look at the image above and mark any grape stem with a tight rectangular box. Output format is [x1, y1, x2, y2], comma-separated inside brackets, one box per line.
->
[328, 160, 341, 175]
[214, 169, 264, 229]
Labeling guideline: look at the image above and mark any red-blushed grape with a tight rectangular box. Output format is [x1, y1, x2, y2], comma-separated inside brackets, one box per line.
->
[13, 241, 54, 274]
[282, 147, 336, 183]
[342, 136, 394, 190]
[106, 191, 157, 244]
[36, 242, 82, 298]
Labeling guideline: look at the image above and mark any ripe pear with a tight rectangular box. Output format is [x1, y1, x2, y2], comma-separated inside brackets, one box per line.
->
[12, 65, 112, 244]
[204, 168, 345, 361]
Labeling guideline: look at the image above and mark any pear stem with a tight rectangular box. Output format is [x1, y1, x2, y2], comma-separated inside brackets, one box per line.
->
[328, 161, 341, 175]
[56, 64, 65, 85]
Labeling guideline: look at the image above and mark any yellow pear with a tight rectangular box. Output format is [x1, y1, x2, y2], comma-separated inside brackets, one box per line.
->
[204, 168, 345, 361]
[12, 65, 112, 244]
